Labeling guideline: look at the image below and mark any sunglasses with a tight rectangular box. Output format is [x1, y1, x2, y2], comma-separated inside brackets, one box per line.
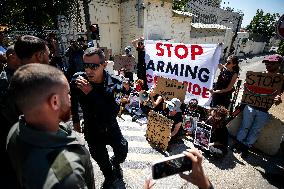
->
[83, 63, 101, 70]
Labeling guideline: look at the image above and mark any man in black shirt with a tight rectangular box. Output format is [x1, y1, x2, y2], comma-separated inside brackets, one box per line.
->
[70, 47, 128, 188]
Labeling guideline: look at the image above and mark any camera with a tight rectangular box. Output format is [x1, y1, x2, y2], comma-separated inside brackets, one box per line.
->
[152, 153, 192, 179]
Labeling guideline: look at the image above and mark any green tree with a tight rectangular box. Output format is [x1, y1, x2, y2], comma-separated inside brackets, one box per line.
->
[0, 0, 81, 31]
[277, 40, 284, 56]
[173, 0, 189, 11]
[246, 9, 280, 39]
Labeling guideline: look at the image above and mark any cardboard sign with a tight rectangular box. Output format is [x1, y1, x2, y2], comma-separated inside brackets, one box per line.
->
[154, 77, 188, 102]
[146, 111, 174, 151]
[269, 93, 284, 121]
[113, 55, 136, 72]
[241, 72, 284, 109]
[194, 122, 212, 150]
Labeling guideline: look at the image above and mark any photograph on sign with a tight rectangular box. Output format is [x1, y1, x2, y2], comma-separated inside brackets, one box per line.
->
[194, 122, 212, 150]
[241, 71, 284, 109]
[146, 111, 174, 151]
[182, 111, 200, 134]
[154, 76, 188, 102]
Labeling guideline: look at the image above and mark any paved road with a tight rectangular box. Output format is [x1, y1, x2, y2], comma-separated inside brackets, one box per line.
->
[88, 112, 282, 189]
[80, 54, 283, 188]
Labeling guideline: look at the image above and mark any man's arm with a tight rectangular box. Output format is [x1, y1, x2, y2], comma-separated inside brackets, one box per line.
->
[70, 79, 81, 132]
[171, 122, 182, 137]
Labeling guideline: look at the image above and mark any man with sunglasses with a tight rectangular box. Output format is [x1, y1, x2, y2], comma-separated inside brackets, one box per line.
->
[232, 54, 284, 158]
[70, 47, 128, 188]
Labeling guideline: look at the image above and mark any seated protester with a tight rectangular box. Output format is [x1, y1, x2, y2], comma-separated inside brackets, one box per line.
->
[118, 68, 126, 81]
[146, 88, 164, 115]
[205, 105, 229, 157]
[134, 79, 145, 92]
[166, 98, 184, 145]
[186, 99, 208, 121]
[119, 78, 135, 114]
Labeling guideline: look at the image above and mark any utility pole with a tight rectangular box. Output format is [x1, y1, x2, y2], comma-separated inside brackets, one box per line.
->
[228, 15, 242, 56]
[82, 0, 92, 41]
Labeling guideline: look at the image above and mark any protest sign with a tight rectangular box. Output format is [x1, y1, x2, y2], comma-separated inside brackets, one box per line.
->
[146, 111, 174, 151]
[145, 41, 222, 106]
[194, 122, 212, 150]
[241, 72, 284, 109]
[269, 93, 284, 122]
[113, 55, 136, 72]
[182, 111, 200, 134]
[154, 76, 188, 102]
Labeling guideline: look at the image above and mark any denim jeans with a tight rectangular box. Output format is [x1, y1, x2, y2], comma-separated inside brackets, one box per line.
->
[237, 105, 270, 147]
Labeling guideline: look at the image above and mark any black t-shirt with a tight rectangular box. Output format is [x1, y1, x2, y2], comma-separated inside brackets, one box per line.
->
[205, 117, 228, 146]
[215, 68, 237, 93]
[168, 112, 183, 138]
[152, 94, 164, 113]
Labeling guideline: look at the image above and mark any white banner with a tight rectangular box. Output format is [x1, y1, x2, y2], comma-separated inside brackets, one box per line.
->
[145, 40, 222, 106]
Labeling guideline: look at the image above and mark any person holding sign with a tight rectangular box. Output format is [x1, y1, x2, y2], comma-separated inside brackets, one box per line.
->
[166, 98, 184, 146]
[132, 37, 148, 90]
[232, 55, 284, 157]
[210, 55, 240, 109]
[148, 88, 164, 114]
[205, 106, 229, 158]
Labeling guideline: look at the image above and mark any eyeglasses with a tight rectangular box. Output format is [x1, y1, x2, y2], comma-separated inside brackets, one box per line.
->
[83, 63, 101, 70]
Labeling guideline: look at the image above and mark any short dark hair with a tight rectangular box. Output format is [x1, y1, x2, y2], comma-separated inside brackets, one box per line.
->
[14, 35, 47, 60]
[9, 63, 66, 112]
[83, 47, 105, 64]
[6, 45, 15, 57]
[228, 55, 240, 74]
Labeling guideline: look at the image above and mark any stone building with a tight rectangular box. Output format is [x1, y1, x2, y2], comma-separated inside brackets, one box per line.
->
[77, 0, 193, 57]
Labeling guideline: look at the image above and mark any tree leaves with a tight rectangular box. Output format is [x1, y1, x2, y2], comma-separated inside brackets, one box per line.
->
[246, 9, 280, 39]
[0, 0, 80, 31]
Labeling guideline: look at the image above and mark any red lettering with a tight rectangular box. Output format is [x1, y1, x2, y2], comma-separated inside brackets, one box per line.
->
[192, 84, 201, 95]
[191, 45, 203, 60]
[202, 87, 210, 98]
[164, 44, 173, 57]
[156, 43, 164, 56]
[175, 45, 188, 59]
[154, 76, 158, 84]
[186, 82, 192, 93]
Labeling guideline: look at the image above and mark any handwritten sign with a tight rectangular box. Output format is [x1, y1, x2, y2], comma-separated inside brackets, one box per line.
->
[241, 72, 284, 109]
[146, 111, 174, 151]
[154, 77, 188, 102]
[113, 55, 136, 72]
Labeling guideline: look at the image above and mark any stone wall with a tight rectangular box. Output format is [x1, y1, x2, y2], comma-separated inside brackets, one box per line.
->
[172, 15, 192, 43]
[120, 0, 143, 55]
[89, 0, 121, 55]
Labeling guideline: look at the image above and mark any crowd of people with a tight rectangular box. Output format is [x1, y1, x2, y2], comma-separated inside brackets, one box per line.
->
[0, 31, 283, 189]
